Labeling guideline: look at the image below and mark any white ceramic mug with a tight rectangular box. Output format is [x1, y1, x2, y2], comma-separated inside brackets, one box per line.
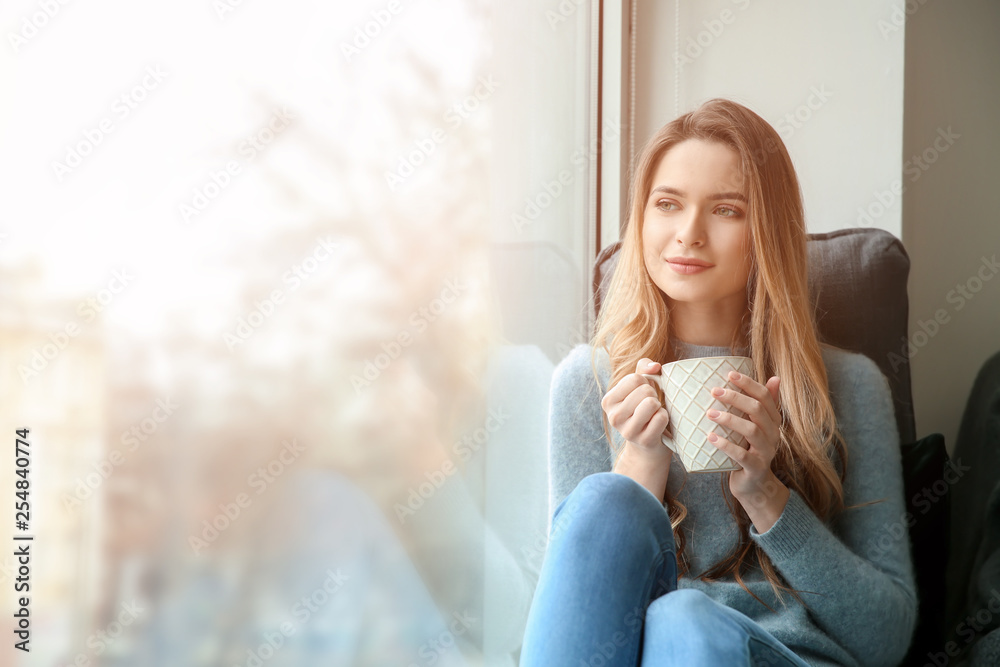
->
[641, 355, 755, 473]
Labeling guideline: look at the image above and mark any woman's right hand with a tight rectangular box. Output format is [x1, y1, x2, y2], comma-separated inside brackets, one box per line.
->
[601, 358, 673, 458]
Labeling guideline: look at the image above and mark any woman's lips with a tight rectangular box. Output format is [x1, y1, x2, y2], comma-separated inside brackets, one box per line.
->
[667, 261, 711, 274]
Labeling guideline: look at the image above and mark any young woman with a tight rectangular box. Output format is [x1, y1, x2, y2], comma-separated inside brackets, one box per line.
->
[519, 99, 917, 666]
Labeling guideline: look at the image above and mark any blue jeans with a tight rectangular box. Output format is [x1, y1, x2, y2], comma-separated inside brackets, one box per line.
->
[520, 472, 811, 667]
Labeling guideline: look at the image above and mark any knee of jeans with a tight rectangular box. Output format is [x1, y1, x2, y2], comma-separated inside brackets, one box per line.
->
[559, 472, 662, 521]
[552, 472, 670, 550]
[646, 590, 750, 658]
[646, 589, 723, 633]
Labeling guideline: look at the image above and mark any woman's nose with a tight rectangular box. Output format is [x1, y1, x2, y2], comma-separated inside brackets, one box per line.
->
[676, 210, 706, 247]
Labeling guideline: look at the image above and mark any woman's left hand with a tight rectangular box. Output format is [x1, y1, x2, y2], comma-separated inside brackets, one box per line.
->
[706, 371, 789, 530]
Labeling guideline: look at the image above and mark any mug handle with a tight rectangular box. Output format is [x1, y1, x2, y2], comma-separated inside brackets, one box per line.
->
[640, 373, 679, 455]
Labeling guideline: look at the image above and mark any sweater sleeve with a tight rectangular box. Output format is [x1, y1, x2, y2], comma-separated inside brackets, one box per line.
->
[747, 352, 918, 667]
[546, 345, 618, 531]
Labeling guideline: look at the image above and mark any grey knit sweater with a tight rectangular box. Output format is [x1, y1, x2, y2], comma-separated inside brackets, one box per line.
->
[547, 340, 918, 667]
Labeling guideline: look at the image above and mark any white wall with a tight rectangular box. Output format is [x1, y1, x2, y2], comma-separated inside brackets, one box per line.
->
[629, 0, 1000, 454]
[902, 0, 1000, 456]
[634, 0, 905, 236]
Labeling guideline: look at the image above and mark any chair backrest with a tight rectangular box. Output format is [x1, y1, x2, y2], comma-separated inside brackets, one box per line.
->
[592, 226, 916, 445]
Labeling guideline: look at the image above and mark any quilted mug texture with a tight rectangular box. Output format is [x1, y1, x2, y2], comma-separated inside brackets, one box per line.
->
[643, 356, 755, 473]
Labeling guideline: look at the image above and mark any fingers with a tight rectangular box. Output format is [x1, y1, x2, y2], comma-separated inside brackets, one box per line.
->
[600, 358, 659, 413]
[628, 398, 670, 444]
[708, 433, 748, 467]
[707, 373, 783, 461]
[635, 357, 660, 374]
[706, 372, 782, 481]
[637, 405, 671, 442]
[600, 359, 670, 442]
[766, 376, 781, 413]
[708, 411, 762, 450]
[711, 372, 781, 428]
[603, 380, 657, 431]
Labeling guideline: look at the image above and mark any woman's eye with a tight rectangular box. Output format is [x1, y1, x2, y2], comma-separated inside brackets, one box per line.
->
[716, 205, 742, 218]
[657, 200, 679, 211]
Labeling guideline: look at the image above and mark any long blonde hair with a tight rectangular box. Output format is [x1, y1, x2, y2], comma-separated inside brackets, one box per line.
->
[591, 98, 849, 608]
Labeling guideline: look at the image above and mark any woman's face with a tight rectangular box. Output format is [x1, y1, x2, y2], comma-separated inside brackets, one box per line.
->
[641, 138, 753, 317]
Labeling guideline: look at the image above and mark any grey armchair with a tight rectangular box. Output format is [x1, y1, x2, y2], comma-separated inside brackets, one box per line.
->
[591, 226, 951, 667]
